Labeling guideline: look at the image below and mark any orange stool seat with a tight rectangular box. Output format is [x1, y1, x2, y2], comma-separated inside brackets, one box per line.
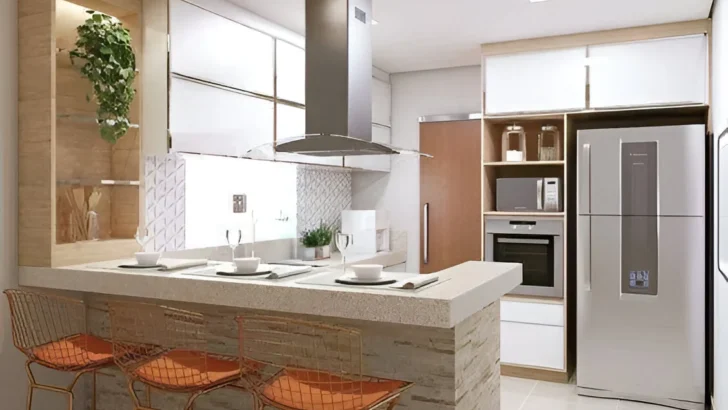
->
[32, 334, 113, 370]
[262, 369, 407, 410]
[133, 349, 241, 391]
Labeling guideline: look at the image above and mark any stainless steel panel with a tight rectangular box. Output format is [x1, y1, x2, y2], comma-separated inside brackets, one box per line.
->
[418, 113, 482, 123]
[577, 216, 705, 404]
[622, 142, 657, 216]
[485, 218, 563, 235]
[577, 125, 705, 216]
[621, 216, 658, 295]
[305, 0, 372, 141]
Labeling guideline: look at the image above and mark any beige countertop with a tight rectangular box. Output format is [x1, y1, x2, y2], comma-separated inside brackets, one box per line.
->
[19, 251, 521, 328]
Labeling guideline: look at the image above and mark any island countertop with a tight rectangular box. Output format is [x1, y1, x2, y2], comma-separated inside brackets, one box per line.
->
[19, 253, 522, 329]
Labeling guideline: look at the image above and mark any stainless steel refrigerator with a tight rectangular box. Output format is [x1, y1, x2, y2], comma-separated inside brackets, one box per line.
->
[577, 125, 706, 410]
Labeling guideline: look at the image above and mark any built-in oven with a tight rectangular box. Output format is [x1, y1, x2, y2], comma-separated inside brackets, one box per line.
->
[485, 218, 563, 298]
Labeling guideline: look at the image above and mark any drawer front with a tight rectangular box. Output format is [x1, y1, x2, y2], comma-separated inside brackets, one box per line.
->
[501, 321, 565, 370]
[500, 300, 564, 326]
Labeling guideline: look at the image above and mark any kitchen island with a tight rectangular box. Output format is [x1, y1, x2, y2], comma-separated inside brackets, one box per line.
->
[19, 256, 521, 410]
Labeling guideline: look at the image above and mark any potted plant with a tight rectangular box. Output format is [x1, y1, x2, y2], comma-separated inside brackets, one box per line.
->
[300, 222, 333, 261]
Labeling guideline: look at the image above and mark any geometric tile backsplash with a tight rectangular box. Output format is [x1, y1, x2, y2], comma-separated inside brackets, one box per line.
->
[296, 166, 352, 233]
[144, 154, 186, 252]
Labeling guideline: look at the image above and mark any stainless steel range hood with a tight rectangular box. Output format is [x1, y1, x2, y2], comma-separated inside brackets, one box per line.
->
[271, 0, 430, 158]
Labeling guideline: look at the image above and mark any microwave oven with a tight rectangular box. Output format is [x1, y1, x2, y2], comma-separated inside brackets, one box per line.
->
[496, 177, 562, 212]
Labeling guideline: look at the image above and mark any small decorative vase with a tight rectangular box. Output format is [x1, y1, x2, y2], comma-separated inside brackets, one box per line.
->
[302, 247, 316, 261]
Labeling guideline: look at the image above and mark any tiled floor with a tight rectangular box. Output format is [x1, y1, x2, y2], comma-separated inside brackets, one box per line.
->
[502, 376, 670, 410]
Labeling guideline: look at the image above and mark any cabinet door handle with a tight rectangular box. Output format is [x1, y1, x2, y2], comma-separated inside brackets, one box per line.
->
[581, 144, 591, 213]
[423, 203, 429, 265]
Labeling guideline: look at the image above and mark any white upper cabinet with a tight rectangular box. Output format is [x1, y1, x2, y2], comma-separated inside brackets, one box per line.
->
[588, 35, 707, 109]
[276, 104, 343, 167]
[169, 78, 274, 157]
[372, 78, 392, 126]
[276, 40, 305, 104]
[170, 0, 274, 96]
[345, 124, 391, 172]
[485, 47, 587, 114]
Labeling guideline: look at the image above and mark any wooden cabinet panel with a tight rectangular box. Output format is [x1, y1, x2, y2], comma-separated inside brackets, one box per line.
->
[420, 120, 481, 273]
[485, 47, 587, 114]
[169, 77, 274, 157]
[170, 0, 274, 96]
[589, 35, 707, 108]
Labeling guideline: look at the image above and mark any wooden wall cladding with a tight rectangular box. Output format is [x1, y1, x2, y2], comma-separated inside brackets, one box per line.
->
[19, 0, 145, 267]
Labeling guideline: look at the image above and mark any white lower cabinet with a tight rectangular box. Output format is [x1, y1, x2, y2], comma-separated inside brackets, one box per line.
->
[501, 322, 565, 370]
[500, 300, 565, 370]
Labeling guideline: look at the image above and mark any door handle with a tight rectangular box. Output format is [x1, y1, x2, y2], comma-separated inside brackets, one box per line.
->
[536, 179, 543, 210]
[423, 203, 429, 265]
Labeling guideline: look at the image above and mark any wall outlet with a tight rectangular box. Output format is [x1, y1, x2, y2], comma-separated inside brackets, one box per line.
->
[233, 194, 247, 213]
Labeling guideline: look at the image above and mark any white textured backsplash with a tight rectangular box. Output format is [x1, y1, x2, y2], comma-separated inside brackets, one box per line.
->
[296, 166, 352, 233]
[144, 154, 186, 252]
[144, 154, 352, 253]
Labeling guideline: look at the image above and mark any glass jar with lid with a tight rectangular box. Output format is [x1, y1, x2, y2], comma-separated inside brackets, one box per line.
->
[538, 125, 561, 161]
[501, 125, 527, 162]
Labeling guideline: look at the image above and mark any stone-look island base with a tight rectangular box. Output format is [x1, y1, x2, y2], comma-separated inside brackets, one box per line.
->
[83, 295, 499, 410]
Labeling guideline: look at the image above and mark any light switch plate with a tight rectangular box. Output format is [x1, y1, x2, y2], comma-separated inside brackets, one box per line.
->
[233, 194, 247, 213]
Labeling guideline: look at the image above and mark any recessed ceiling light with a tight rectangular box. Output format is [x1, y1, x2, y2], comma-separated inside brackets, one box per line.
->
[372, 19, 379, 25]
[529, 0, 549, 3]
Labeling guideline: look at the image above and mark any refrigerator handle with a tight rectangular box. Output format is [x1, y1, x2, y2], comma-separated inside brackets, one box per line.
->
[580, 144, 591, 213]
[581, 217, 592, 291]
[423, 203, 429, 265]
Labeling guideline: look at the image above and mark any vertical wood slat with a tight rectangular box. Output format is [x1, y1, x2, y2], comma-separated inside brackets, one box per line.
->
[18, 0, 55, 266]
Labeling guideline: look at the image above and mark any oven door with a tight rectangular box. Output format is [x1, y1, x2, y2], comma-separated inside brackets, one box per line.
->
[490, 234, 564, 298]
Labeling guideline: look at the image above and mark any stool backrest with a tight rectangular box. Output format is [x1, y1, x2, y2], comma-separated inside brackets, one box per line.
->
[4, 289, 88, 367]
[108, 301, 221, 388]
[236, 315, 365, 406]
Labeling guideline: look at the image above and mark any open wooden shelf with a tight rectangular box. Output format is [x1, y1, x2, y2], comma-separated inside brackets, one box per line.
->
[483, 211, 565, 217]
[483, 160, 565, 167]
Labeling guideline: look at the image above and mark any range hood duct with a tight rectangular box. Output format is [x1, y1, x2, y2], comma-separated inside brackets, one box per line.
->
[272, 0, 431, 158]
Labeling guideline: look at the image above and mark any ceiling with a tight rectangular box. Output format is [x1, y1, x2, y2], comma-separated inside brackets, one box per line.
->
[230, 0, 712, 73]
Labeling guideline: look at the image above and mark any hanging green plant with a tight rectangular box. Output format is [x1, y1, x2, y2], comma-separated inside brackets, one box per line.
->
[70, 10, 137, 144]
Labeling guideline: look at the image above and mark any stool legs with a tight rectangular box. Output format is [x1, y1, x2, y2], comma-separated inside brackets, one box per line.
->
[24, 360, 94, 410]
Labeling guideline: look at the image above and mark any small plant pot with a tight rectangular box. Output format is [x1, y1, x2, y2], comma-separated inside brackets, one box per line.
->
[302, 245, 331, 261]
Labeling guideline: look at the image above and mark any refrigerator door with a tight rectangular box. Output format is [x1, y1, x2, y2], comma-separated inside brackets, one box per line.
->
[577, 125, 705, 217]
[577, 215, 705, 406]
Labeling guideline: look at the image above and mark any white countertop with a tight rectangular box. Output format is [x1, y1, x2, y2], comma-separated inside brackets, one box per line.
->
[19, 251, 521, 328]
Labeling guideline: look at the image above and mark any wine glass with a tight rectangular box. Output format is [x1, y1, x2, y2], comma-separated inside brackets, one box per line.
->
[226, 229, 242, 261]
[335, 232, 354, 274]
[135, 227, 150, 251]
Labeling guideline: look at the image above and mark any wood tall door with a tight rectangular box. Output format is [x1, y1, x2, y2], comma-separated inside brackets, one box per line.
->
[420, 120, 482, 274]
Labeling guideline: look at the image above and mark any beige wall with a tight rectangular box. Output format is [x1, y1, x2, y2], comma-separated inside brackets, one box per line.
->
[0, 0, 25, 407]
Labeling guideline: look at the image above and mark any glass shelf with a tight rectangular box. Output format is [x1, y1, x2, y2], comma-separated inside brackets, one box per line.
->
[57, 113, 140, 128]
[57, 179, 140, 186]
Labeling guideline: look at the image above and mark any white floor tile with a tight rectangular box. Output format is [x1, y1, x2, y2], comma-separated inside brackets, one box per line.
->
[501, 376, 538, 395]
[521, 395, 620, 410]
[501, 391, 529, 410]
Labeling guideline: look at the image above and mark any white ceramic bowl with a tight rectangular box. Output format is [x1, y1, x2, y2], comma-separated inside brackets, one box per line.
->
[351, 264, 383, 281]
[135, 252, 161, 267]
[234, 257, 261, 274]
